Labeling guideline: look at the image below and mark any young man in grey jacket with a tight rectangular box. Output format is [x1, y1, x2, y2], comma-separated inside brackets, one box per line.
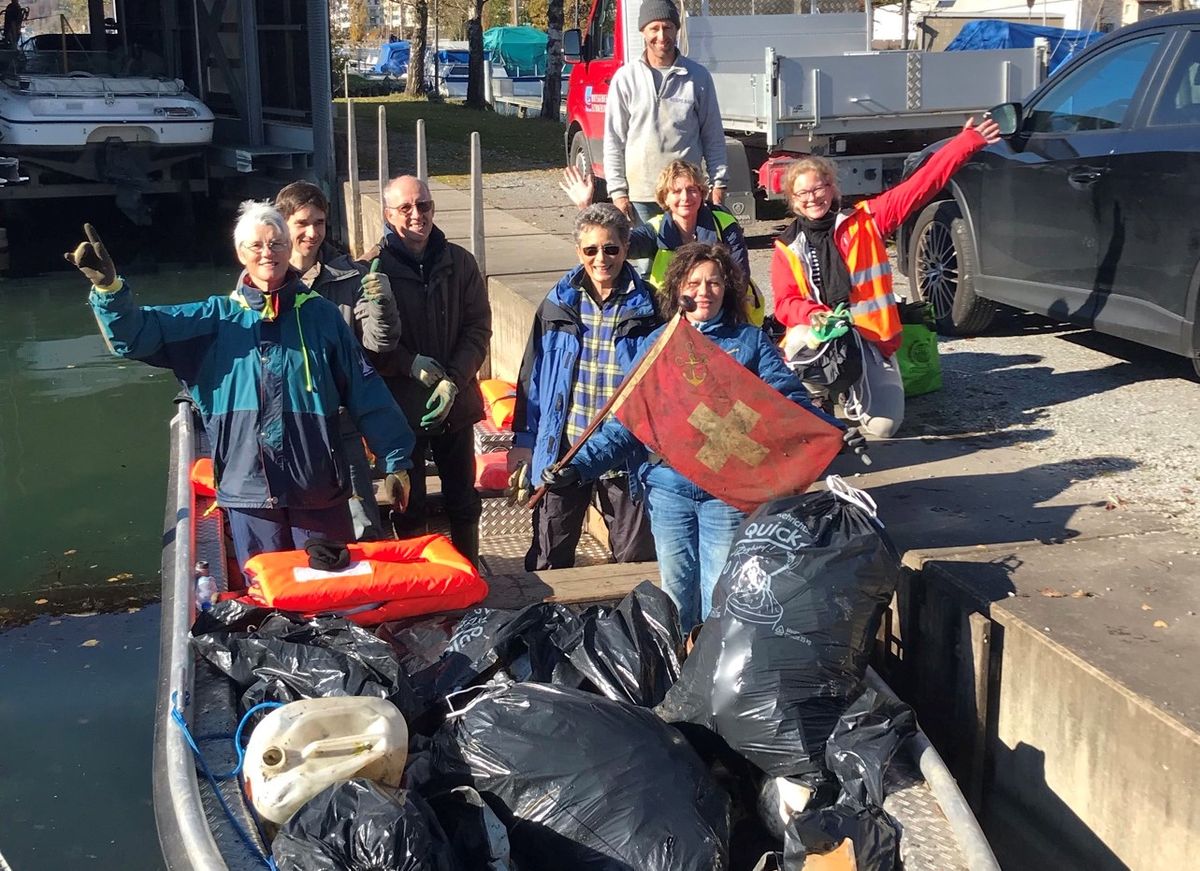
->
[277, 180, 402, 539]
[602, 0, 728, 224]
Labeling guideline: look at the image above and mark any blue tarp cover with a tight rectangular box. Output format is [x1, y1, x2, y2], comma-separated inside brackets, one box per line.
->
[484, 25, 549, 76]
[374, 41, 410, 76]
[946, 20, 1103, 75]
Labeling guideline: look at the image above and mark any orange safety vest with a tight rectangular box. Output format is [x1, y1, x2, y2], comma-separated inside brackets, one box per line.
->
[243, 534, 488, 626]
[773, 203, 901, 346]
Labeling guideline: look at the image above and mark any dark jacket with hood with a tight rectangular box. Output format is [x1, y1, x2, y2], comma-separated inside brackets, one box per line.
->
[89, 272, 415, 510]
[512, 263, 661, 483]
[364, 224, 492, 434]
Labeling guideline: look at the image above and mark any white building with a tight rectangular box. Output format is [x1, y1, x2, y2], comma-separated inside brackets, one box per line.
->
[872, 0, 1125, 47]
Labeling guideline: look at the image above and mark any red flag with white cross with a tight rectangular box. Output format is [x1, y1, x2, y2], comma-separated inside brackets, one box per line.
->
[611, 317, 843, 513]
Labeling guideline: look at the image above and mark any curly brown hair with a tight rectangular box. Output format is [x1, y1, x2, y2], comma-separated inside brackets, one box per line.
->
[659, 241, 748, 324]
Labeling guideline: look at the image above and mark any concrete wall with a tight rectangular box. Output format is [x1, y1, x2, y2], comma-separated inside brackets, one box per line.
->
[893, 561, 1200, 870]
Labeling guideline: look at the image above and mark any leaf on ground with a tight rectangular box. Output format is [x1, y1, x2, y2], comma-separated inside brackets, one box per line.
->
[1141, 603, 1153, 611]
[1153, 620, 1169, 629]
[34, 598, 48, 605]
[63, 549, 77, 555]
[80, 639, 100, 647]
[1039, 587, 1066, 598]
[1070, 590, 1093, 598]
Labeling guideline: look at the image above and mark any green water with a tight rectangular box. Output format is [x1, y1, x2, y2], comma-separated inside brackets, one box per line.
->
[0, 267, 233, 609]
[0, 266, 236, 869]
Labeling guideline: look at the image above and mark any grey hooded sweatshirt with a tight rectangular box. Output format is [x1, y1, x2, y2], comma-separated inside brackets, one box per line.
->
[602, 51, 728, 203]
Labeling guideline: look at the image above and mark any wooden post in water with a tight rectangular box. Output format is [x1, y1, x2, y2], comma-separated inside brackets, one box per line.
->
[469, 131, 486, 278]
[345, 68, 362, 256]
[416, 119, 428, 182]
[377, 105, 389, 206]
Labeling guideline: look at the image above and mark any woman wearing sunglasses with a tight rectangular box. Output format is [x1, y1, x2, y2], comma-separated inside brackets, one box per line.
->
[561, 160, 764, 325]
[541, 242, 842, 632]
[772, 115, 1001, 438]
[510, 203, 661, 571]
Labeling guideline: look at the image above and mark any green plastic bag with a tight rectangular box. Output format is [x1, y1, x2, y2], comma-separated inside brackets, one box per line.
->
[896, 303, 942, 397]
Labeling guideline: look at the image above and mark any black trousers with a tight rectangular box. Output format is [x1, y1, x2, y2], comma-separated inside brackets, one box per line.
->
[526, 474, 656, 570]
[392, 423, 482, 536]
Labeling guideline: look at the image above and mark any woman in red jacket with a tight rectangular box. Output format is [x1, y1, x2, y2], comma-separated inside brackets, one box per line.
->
[771, 115, 1000, 437]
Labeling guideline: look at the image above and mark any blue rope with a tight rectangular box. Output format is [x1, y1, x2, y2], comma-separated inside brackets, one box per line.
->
[170, 692, 281, 871]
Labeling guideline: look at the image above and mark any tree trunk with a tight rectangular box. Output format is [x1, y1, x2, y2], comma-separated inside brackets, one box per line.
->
[540, 0, 563, 119]
[465, 0, 487, 108]
[407, 0, 428, 95]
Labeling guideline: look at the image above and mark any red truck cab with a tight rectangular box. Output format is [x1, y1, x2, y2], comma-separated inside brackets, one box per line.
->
[563, 0, 626, 199]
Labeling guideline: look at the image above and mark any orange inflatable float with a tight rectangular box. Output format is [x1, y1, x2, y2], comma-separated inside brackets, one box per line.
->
[479, 378, 517, 430]
[242, 535, 487, 626]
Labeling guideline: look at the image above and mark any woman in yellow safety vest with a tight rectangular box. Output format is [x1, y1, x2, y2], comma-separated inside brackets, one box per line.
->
[561, 160, 765, 325]
[772, 115, 1000, 438]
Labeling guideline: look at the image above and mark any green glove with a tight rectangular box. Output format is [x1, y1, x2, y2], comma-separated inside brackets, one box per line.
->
[64, 223, 118, 289]
[382, 470, 410, 511]
[360, 259, 390, 302]
[811, 303, 853, 343]
[420, 378, 458, 430]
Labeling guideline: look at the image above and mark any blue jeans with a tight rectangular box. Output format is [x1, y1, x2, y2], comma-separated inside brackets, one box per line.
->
[646, 483, 745, 633]
[631, 200, 663, 225]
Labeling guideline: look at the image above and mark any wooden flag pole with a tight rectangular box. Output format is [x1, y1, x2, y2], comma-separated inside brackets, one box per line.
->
[525, 308, 692, 511]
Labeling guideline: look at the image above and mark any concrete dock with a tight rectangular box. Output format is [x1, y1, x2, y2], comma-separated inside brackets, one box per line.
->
[346, 176, 1198, 870]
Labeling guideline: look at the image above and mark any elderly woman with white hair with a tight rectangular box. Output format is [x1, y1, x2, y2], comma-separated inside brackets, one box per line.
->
[68, 201, 417, 574]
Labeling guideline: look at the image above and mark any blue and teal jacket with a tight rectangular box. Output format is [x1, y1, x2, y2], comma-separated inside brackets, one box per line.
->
[89, 273, 415, 510]
[570, 315, 842, 501]
[512, 263, 661, 483]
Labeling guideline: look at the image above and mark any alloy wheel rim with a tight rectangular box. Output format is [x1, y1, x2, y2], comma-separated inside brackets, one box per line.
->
[916, 220, 959, 321]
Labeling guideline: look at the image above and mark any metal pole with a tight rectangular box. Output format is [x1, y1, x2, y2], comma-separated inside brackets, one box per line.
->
[470, 131, 486, 277]
[416, 118, 428, 181]
[378, 104, 389, 206]
[346, 68, 362, 256]
[433, 0, 440, 93]
[483, 57, 494, 106]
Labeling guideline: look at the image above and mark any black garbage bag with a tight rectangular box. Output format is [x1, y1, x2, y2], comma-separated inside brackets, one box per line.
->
[434, 681, 731, 871]
[826, 686, 916, 810]
[381, 583, 683, 716]
[781, 805, 899, 871]
[657, 485, 902, 780]
[192, 599, 419, 717]
[272, 779, 455, 871]
[425, 785, 521, 871]
[560, 581, 684, 707]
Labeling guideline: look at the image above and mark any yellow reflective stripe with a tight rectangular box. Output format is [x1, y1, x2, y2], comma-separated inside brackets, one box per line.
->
[712, 209, 738, 232]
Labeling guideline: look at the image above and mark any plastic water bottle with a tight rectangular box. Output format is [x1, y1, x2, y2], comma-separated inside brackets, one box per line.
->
[194, 560, 217, 611]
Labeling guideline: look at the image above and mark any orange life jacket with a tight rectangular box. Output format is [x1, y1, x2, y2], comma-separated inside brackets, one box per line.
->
[774, 203, 901, 346]
[479, 378, 517, 429]
[243, 535, 487, 626]
[190, 458, 216, 497]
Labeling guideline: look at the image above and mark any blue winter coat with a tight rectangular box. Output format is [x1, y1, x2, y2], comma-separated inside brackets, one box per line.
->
[89, 274, 415, 510]
[571, 315, 842, 500]
[512, 264, 661, 482]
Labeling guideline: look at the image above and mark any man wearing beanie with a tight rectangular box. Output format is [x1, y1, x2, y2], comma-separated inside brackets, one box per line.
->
[602, 0, 728, 224]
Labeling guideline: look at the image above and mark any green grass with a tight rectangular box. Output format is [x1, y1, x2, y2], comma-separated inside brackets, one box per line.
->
[334, 95, 565, 183]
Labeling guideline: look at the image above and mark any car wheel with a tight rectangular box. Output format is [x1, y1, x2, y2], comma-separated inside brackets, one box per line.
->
[568, 130, 607, 202]
[908, 200, 996, 335]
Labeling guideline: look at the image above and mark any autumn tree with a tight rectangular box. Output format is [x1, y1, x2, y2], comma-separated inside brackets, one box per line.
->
[407, 0, 429, 94]
[348, 0, 369, 43]
[540, 0, 562, 118]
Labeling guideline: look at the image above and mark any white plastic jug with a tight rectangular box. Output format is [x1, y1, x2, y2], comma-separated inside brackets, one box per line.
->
[244, 696, 409, 825]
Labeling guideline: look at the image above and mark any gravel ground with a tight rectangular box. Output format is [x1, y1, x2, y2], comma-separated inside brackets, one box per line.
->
[467, 168, 1200, 533]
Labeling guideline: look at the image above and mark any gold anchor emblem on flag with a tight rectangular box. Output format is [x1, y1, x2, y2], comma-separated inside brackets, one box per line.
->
[675, 343, 707, 386]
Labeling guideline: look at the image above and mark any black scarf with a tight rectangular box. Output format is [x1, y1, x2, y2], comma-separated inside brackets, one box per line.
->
[799, 211, 853, 308]
[386, 225, 447, 284]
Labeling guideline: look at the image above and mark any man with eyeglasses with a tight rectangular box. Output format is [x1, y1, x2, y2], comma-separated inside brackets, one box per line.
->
[364, 175, 492, 567]
[68, 201, 416, 574]
[276, 180, 401, 540]
[603, 0, 727, 224]
[510, 203, 660, 570]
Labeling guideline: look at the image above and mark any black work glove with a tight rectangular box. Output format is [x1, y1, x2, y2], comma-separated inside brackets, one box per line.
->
[64, 223, 118, 288]
[541, 464, 581, 491]
[843, 427, 871, 465]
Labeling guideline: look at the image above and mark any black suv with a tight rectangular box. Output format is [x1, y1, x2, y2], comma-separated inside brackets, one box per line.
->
[897, 11, 1200, 376]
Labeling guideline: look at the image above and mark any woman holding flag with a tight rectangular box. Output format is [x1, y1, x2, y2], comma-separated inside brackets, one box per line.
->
[542, 242, 856, 632]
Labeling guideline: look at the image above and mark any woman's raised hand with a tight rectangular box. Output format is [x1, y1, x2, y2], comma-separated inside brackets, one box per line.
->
[963, 115, 1002, 145]
[559, 165, 595, 210]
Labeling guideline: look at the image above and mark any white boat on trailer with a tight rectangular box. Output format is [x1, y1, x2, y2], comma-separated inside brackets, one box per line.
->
[154, 402, 1002, 870]
[0, 71, 213, 151]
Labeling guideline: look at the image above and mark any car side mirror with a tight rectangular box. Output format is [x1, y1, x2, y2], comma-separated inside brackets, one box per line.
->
[564, 29, 583, 64]
[988, 102, 1022, 136]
